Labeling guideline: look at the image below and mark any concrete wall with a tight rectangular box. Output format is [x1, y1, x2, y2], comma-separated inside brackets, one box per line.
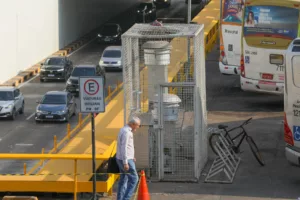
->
[0, 0, 137, 84]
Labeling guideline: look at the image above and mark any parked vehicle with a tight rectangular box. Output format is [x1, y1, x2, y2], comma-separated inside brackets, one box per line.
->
[240, 0, 300, 94]
[99, 46, 122, 71]
[97, 23, 122, 44]
[35, 91, 76, 123]
[66, 65, 106, 96]
[219, 0, 244, 75]
[136, 2, 157, 23]
[40, 56, 73, 82]
[0, 86, 24, 120]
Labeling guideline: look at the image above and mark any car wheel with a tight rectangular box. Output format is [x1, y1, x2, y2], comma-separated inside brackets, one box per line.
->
[35, 120, 41, 124]
[10, 108, 16, 120]
[19, 101, 25, 114]
[40, 78, 44, 82]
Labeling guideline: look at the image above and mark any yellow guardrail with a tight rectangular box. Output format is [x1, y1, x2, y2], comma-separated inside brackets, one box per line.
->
[27, 81, 124, 175]
[0, 142, 117, 199]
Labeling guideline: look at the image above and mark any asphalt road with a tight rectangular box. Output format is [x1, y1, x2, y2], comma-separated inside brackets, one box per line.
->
[0, 0, 204, 174]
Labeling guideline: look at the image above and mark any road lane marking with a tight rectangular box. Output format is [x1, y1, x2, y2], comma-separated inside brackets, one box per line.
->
[26, 112, 36, 120]
[15, 143, 34, 146]
[67, 37, 97, 57]
[18, 74, 40, 89]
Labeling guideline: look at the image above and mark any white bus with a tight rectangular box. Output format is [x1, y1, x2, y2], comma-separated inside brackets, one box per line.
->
[240, 0, 300, 94]
[284, 38, 300, 166]
[219, 0, 244, 75]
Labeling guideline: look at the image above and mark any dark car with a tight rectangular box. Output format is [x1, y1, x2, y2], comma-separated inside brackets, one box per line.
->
[97, 23, 122, 44]
[40, 56, 73, 82]
[153, 0, 171, 7]
[66, 65, 106, 96]
[136, 2, 157, 23]
[35, 91, 76, 123]
[185, 0, 205, 5]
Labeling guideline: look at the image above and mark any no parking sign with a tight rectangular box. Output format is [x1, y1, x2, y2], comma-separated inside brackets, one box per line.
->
[79, 77, 105, 113]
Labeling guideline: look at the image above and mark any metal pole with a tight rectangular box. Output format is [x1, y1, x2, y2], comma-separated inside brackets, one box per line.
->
[186, 0, 192, 81]
[187, 0, 191, 23]
[91, 113, 97, 200]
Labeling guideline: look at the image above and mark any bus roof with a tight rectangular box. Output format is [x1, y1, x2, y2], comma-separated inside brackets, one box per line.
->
[246, 0, 300, 7]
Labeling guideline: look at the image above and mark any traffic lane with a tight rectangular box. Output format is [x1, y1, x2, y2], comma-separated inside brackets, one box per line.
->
[156, 0, 204, 20]
[206, 44, 283, 113]
[68, 0, 205, 91]
[0, 79, 85, 174]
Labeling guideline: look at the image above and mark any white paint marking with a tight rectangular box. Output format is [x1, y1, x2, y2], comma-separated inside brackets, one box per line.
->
[26, 112, 36, 120]
[67, 37, 97, 57]
[15, 143, 34, 146]
[18, 74, 40, 89]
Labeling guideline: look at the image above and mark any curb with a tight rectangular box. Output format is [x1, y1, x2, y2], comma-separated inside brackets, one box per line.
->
[1, 28, 99, 87]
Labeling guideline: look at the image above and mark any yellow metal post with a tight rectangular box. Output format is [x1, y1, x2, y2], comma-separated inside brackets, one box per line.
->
[78, 113, 82, 127]
[108, 86, 111, 99]
[41, 148, 45, 166]
[117, 80, 120, 90]
[23, 163, 26, 175]
[54, 135, 57, 152]
[67, 123, 71, 139]
[74, 159, 78, 200]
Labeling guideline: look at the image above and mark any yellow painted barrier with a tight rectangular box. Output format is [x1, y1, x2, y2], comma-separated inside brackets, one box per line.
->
[0, 153, 116, 196]
[3, 196, 38, 200]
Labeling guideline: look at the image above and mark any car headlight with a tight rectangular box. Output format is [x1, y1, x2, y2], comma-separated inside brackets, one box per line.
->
[137, 10, 140, 13]
[36, 109, 47, 114]
[57, 69, 64, 72]
[98, 34, 102, 37]
[113, 35, 118, 37]
[40, 68, 46, 71]
[4, 104, 13, 109]
[54, 110, 66, 115]
[149, 10, 152, 13]
[99, 60, 104, 65]
[117, 61, 121, 65]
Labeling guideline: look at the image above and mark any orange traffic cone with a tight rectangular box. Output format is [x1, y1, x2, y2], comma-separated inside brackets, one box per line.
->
[137, 170, 150, 200]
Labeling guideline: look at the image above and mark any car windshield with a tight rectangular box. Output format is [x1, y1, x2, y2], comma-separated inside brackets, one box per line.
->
[41, 94, 66, 105]
[138, 3, 152, 9]
[71, 67, 95, 77]
[100, 25, 118, 35]
[103, 50, 121, 58]
[44, 58, 65, 65]
[0, 91, 14, 101]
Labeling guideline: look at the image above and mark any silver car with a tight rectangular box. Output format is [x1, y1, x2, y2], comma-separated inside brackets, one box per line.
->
[99, 46, 122, 71]
[0, 86, 25, 120]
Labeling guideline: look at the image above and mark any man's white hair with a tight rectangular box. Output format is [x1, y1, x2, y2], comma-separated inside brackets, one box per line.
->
[128, 116, 141, 124]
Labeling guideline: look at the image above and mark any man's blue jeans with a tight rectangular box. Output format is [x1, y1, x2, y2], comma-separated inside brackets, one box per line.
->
[116, 159, 138, 200]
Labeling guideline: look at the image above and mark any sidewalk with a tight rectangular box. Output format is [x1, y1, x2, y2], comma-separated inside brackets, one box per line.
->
[102, 116, 299, 200]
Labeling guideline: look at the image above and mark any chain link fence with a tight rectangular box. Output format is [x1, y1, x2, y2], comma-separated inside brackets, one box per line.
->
[122, 23, 206, 181]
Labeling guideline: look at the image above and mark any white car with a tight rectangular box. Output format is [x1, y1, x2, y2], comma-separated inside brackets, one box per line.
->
[0, 86, 25, 120]
[99, 46, 122, 71]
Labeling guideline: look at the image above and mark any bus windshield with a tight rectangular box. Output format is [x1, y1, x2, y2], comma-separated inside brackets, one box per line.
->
[222, 0, 244, 24]
[243, 5, 299, 41]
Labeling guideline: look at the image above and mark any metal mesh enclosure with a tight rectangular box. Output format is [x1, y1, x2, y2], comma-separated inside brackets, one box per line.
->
[122, 23, 206, 182]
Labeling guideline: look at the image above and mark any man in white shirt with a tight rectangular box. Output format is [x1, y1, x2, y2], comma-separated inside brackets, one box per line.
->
[116, 116, 141, 200]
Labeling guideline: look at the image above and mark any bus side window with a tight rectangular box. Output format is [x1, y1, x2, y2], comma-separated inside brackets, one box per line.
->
[292, 56, 300, 88]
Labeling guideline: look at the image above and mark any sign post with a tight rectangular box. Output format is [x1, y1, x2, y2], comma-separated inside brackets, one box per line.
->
[79, 76, 105, 200]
